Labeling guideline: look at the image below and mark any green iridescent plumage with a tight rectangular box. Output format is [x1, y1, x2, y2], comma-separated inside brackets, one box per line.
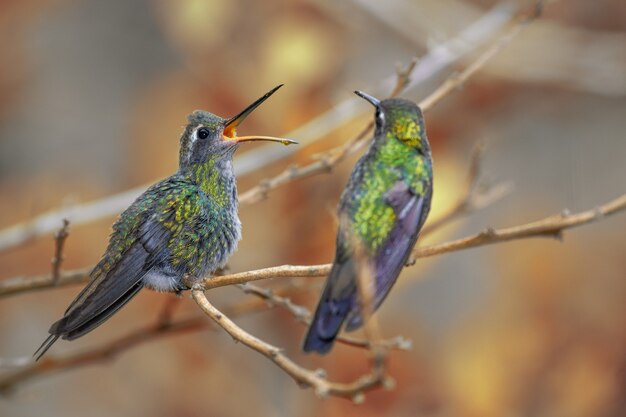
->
[304, 91, 433, 354]
[35, 85, 295, 359]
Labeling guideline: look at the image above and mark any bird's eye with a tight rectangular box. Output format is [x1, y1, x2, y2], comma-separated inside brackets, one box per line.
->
[197, 128, 210, 139]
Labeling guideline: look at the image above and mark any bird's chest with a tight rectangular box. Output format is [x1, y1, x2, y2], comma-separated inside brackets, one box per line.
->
[193, 200, 241, 269]
[345, 149, 424, 251]
[166, 191, 241, 278]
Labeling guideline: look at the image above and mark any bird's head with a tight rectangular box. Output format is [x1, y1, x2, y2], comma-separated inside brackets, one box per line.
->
[354, 90, 428, 152]
[179, 84, 296, 168]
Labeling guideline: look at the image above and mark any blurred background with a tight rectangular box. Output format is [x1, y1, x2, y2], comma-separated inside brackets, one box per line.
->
[1, 0, 625, 416]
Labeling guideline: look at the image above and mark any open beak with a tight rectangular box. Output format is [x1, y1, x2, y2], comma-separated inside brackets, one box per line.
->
[354, 90, 381, 108]
[223, 84, 297, 146]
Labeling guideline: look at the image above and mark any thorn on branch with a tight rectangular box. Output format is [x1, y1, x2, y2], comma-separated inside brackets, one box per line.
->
[314, 368, 327, 379]
[352, 392, 365, 404]
[382, 377, 396, 391]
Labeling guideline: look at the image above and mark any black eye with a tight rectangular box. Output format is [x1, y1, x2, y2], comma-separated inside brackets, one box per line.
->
[375, 109, 384, 123]
[197, 128, 209, 139]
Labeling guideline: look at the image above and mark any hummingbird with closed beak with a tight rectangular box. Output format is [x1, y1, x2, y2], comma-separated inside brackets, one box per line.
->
[303, 91, 433, 354]
[36, 85, 297, 359]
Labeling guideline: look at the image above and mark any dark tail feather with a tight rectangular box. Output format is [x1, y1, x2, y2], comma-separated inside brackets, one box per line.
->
[302, 297, 350, 354]
[35, 281, 144, 360]
[64, 281, 144, 340]
[303, 259, 356, 354]
[34, 334, 60, 361]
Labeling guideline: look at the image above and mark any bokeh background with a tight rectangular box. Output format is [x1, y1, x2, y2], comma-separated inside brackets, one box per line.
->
[1, 0, 625, 416]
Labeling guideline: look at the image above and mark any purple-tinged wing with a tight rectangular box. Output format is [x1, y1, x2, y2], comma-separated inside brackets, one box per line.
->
[345, 180, 431, 330]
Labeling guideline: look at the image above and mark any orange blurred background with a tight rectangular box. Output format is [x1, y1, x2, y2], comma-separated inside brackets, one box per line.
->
[1, 0, 625, 416]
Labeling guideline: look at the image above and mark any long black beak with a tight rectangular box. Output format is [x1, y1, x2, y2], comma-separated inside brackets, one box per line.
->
[354, 90, 381, 107]
[224, 84, 283, 134]
[223, 84, 297, 145]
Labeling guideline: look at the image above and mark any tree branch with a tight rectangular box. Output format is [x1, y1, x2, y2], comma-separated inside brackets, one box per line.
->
[200, 192, 626, 288]
[0, 1, 521, 253]
[0, 316, 207, 395]
[191, 290, 390, 400]
[421, 142, 512, 235]
[50, 219, 70, 284]
[238, 57, 419, 205]
[238, 283, 412, 351]
[3, 192, 622, 394]
[3, 192, 624, 298]
[409, 192, 626, 263]
[0, 293, 296, 393]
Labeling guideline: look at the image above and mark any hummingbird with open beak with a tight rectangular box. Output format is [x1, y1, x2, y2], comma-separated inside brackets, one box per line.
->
[303, 91, 433, 354]
[36, 85, 296, 359]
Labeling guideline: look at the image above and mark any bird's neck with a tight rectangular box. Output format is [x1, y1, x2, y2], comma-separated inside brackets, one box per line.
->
[369, 133, 417, 166]
[183, 157, 237, 208]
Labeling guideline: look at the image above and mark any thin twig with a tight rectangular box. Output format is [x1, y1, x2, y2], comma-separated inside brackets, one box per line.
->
[0, 316, 207, 394]
[238, 283, 411, 351]
[51, 219, 70, 284]
[238, 57, 418, 205]
[202, 192, 626, 287]
[421, 142, 512, 235]
[349, 222, 391, 397]
[0, 267, 91, 298]
[418, 0, 545, 111]
[409, 192, 626, 263]
[3, 192, 625, 298]
[0, 2, 520, 253]
[0, 294, 287, 393]
[237, 283, 310, 322]
[192, 290, 387, 400]
[156, 295, 183, 327]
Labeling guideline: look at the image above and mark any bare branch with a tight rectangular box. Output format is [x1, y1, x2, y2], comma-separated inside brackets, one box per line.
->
[0, 267, 91, 299]
[409, 192, 626, 263]
[421, 142, 512, 235]
[237, 283, 310, 322]
[238, 283, 411, 351]
[51, 219, 70, 284]
[4, 192, 624, 298]
[0, 294, 285, 393]
[350, 224, 390, 395]
[238, 55, 421, 205]
[418, 1, 544, 111]
[0, 316, 207, 395]
[191, 290, 387, 400]
[0, 1, 521, 254]
[201, 192, 626, 287]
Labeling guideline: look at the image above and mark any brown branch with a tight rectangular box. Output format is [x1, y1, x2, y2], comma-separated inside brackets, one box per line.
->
[350, 225, 390, 395]
[4, 192, 625, 298]
[418, 0, 545, 111]
[199, 192, 626, 288]
[5, 190, 618, 394]
[421, 142, 512, 235]
[0, 267, 91, 298]
[0, 2, 522, 254]
[0, 316, 207, 395]
[50, 219, 70, 284]
[238, 283, 411, 351]
[409, 192, 626, 263]
[240, 1, 539, 206]
[191, 290, 389, 400]
[0, 294, 289, 393]
[238, 57, 418, 205]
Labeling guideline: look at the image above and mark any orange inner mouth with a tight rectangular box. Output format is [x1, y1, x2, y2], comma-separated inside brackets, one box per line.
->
[223, 124, 237, 140]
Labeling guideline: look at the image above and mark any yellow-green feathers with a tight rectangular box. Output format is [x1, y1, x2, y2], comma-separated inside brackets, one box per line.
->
[350, 136, 431, 252]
